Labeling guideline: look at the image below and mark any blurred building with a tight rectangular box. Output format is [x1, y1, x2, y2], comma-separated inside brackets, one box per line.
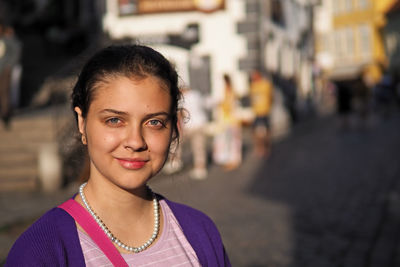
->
[0, 0, 103, 107]
[259, 0, 317, 103]
[314, 0, 396, 87]
[384, 0, 400, 78]
[103, 0, 247, 101]
[101, 0, 319, 133]
[2, 0, 101, 51]
[0, 0, 103, 191]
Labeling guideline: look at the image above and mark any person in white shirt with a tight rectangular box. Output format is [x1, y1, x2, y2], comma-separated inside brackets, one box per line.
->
[164, 87, 209, 179]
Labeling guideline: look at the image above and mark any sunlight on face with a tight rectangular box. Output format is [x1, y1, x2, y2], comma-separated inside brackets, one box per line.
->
[76, 75, 173, 191]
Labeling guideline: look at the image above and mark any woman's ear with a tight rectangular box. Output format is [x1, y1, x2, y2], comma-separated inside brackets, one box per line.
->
[74, 107, 86, 144]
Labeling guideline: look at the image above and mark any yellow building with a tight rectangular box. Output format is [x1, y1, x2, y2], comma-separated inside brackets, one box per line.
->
[316, 0, 395, 85]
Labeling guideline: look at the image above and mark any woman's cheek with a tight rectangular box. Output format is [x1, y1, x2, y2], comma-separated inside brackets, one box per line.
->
[147, 132, 171, 154]
[94, 131, 122, 151]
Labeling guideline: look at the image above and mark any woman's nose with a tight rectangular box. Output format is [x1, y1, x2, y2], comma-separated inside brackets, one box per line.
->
[124, 126, 147, 151]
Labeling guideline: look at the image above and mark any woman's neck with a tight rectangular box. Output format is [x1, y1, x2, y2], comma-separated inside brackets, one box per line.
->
[75, 178, 160, 249]
[85, 179, 151, 218]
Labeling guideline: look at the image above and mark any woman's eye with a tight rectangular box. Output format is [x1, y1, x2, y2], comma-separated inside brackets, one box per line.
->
[148, 119, 164, 128]
[106, 117, 122, 125]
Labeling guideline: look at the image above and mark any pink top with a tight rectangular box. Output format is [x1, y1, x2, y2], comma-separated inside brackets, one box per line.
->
[78, 199, 201, 266]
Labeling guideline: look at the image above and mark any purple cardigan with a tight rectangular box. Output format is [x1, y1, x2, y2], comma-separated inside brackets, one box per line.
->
[5, 196, 231, 266]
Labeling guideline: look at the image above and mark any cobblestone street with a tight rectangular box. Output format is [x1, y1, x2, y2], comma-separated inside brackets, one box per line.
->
[150, 112, 400, 267]
[1, 111, 400, 266]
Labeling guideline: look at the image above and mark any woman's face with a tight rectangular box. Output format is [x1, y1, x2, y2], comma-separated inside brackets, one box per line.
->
[75, 75, 173, 191]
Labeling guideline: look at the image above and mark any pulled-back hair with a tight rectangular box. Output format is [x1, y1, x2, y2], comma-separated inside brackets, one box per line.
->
[71, 44, 181, 140]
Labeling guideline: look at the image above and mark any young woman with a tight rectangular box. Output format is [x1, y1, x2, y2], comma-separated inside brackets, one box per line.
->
[6, 45, 230, 266]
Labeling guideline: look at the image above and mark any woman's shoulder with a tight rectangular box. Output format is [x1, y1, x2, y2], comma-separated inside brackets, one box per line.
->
[159, 195, 231, 266]
[162, 197, 211, 219]
[7, 207, 71, 248]
[21, 206, 73, 235]
[5, 206, 78, 266]
[160, 196, 219, 232]
[13, 207, 71, 242]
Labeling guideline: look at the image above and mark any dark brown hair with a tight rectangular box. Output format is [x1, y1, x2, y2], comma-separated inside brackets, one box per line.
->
[71, 44, 181, 140]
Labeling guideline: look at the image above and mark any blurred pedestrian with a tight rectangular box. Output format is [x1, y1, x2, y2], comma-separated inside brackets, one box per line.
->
[163, 86, 209, 179]
[0, 22, 21, 128]
[353, 77, 372, 129]
[373, 74, 396, 119]
[213, 73, 242, 171]
[250, 70, 274, 158]
[335, 81, 353, 130]
[6, 44, 230, 266]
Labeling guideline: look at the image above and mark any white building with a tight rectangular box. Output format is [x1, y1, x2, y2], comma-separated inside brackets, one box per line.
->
[103, 0, 249, 101]
[261, 0, 317, 101]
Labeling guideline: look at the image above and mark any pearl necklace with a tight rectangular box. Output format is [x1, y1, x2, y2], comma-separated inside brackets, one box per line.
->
[79, 182, 159, 253]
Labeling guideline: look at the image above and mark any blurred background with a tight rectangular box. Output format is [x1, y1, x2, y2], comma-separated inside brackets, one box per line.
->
[0, 0, 400, 266]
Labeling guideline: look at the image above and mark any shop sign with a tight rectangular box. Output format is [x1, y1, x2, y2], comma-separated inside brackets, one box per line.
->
[118, 0, 225, 15]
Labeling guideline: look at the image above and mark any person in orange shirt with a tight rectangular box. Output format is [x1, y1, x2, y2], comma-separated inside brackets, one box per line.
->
[250, 70, 273, 158]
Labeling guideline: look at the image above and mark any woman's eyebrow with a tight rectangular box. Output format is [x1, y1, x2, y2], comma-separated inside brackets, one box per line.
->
[100, 109, 171, 118]
[147, 111, 170, 116]
[99, 109, 128, 115]
[144, 112, 171, 119]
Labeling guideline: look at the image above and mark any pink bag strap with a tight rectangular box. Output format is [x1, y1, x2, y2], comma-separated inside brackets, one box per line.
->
[58, 199, 129, 267]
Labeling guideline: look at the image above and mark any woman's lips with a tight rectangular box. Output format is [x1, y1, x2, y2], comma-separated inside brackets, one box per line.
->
[116, 158, 148, 169]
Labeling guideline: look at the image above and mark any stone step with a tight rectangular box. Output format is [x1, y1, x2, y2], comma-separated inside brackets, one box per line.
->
[0, 141, 54, 153]
[1, 117, 53, 132]
[0, 152, 36, 168]
[0, 167, 37, 179]
[0, 129, 56, 144]
[0, 106, 71, 192]
[0, 177, 37, 191]
[0, 106, 71, 133]
[0, 168, 38, 191]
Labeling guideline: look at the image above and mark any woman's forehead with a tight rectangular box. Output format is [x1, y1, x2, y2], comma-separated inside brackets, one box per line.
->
[93, 74, 170, 94]
[89, 75, 172, 112]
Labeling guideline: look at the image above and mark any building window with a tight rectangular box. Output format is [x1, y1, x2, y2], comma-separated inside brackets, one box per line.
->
[345, 27, 354, 57]
[118, 0, 137, 15]
[271, 0, 285, 27]
[320, 33, 331, 53]
[333, 28, 355, 60]
[334, 30, 345, 58]
[332, 0, 340, 14]
[386, 33, 399, 57]
[344, 0, 353, 12]
[357, 0, 369, 9]
[358, 24, 371, 58]
[333, 0, 345, 14]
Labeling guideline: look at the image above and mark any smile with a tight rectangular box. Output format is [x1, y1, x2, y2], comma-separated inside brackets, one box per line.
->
[116, 158, 148, 170]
